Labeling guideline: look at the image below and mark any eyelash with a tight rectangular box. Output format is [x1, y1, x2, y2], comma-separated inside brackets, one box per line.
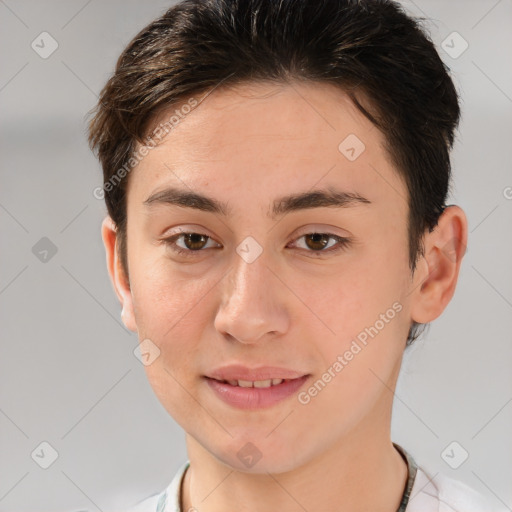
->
[162, 231, 351, 259]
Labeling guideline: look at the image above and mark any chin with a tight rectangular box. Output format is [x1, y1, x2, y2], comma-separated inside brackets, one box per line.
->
[211, 438, 308, 475]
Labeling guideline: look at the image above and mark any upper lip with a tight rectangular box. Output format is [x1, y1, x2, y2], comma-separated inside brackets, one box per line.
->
[205, 364, 309, 382]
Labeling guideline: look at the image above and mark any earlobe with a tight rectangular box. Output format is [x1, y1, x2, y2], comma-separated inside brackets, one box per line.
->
[101, 216, 138, 333]
[409, 205, 468, 324]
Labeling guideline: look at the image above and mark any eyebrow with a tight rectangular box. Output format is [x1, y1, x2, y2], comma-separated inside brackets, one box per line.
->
[143, 186, 372, 219]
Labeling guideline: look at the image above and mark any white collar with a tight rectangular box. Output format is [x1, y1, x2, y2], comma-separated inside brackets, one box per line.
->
[153, 453, 502, 512]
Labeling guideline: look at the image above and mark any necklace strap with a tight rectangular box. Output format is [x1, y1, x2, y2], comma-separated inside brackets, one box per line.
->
[393, 442, 419, 512]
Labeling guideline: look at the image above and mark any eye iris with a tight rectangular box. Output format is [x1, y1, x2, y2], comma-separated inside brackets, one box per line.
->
[305, 233, 329, 251]
[185, 233, 208, 250]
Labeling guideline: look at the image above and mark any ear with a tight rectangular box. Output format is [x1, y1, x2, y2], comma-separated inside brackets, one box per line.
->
[101, 216, 137, 332]
[409, 205, 468, 324]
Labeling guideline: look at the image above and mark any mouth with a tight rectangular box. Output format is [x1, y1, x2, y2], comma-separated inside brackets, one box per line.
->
[205, 377, 300, 388]
[205, 364, 309, 382]
[203, 374, 311, 409]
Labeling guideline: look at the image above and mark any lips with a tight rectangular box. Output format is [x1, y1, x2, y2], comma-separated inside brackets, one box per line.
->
[203, 364, 311, 409]
[205, 373, 311, 409]
[205, 364, 309, 382]
[215, 378, 288, 388]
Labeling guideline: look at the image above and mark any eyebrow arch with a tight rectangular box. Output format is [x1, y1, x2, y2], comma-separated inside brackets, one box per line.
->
[143, 186, 372, 219]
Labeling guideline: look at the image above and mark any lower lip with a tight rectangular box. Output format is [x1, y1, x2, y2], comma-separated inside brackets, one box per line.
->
[204, 375, 310, 410]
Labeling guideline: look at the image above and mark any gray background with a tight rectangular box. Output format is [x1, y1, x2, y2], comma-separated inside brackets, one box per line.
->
[1, 0, 511, 511]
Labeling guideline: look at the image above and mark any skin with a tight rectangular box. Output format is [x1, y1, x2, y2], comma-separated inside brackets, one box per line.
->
[101, 80, 468, 512]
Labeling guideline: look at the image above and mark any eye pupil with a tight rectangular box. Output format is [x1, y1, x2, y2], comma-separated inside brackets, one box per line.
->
[185, 233, 208, 250]
[306, 233, 329, 250]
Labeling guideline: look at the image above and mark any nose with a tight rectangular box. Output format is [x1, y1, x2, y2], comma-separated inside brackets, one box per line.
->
[214, 248, 289, 344]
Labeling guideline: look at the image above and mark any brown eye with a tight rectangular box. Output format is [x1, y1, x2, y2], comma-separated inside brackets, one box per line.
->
[290, 232, 351, 256]
[304, 233, 331, 251]
[162, 231, 220, 258]
[182, 233, 209, 250]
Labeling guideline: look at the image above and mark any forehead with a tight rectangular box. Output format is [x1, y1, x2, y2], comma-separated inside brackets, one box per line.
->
[143, 81, 377, 161]
[128, 80, 407, 219]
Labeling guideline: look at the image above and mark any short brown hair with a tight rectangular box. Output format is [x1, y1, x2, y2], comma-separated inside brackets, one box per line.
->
[88, 0, 461, 346]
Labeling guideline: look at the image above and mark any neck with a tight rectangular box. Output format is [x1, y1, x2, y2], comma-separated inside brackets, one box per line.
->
[181, 405, 408, 512]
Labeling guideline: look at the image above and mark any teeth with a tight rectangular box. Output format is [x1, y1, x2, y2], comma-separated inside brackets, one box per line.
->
[238, 379, 254, 388]
[224, 378, 285, 388]
[253, 379, 272, 388]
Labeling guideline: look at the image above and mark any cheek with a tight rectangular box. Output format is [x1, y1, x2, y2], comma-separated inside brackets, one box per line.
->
[131, 267, 217, 423]
[130, 266, 226, 397]
[309, 260, 408, 389]
[299, 316, 404, 433]
[130, 250, 216, 330]
[311, 263, 396, 344]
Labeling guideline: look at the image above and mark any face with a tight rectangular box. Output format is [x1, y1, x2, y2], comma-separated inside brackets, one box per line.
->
[105, 81, 436, 473]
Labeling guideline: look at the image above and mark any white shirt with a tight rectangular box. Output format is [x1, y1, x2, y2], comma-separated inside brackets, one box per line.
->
[126, 446, 507, 512]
